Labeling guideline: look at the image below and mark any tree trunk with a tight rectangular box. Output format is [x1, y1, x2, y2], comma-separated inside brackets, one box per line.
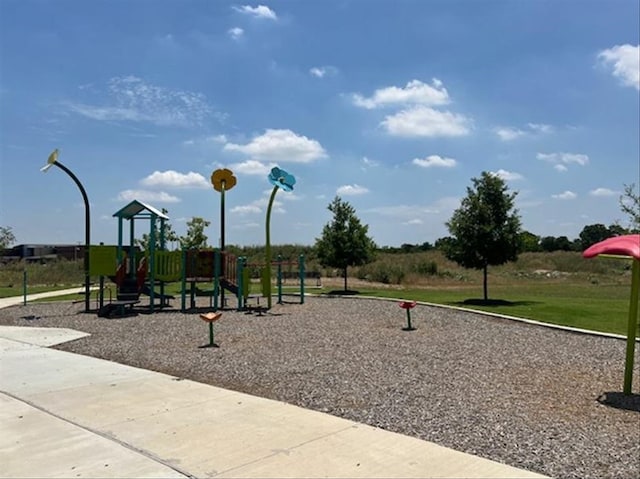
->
[343, 266, 348, 291]
[483, 264, 488, 301]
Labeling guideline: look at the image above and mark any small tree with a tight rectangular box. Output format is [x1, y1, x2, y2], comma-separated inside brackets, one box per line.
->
[444, 172, 521, 301]
[135, 209, 179, 251]
[519, 230, 541, 252]
[619, 183, 640, 232]
[180, 217, 211, 250]
[314, 196, 376, 291]
[0, 225, 16, 250]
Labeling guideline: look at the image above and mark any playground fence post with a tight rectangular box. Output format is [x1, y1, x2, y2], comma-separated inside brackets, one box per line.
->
[180, 248, 187, 312]
[23, 269, 27, 306]
[277, 254, 283, 304]
[299, 254, 305, 304]
[99, 276, 105, 309]
[236, 256, 244, 311]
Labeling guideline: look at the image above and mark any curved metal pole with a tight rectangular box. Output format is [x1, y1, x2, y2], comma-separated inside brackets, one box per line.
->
[265, 185, 279, 309]
[52, 162, 91, 312]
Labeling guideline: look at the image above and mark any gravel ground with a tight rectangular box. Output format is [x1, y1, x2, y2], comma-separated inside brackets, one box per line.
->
[1, 295, 639, 479]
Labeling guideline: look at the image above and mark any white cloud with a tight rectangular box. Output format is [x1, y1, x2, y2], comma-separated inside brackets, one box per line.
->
[494, 127, 526, 141]
[231, 195, 285, 215]
[554, 164, 568, 172]
[140, 170, 209, 189]
[230, 204, 262, 215]
[117, 189, 181, 203]
[412, 155, 457, 168]
[404, 219, 423, 225]
[366, 204, 436, 217]
[66, 76, 215, 127]
[589, 187, 618, 197]
[183, 134, 228, 148]
[279, 192, 301, 201]
[365, 197, 460, 218]
[309, 66, 338, 78]
[537, 152, 589, 166]
[231, 221, 260, 230]
[528, 123, 554, 134]
[228, 27, 244, 40]
[337, 184, 369, 196]
[361, 156, 379, 168]
[382, 106, 471, 137]
[232, 190, 287, 215]
[229, 159, 274, 176]
[233, 4, 277, 20]
[353, 79, 449, 109]
[552, 191, 577, 200]
[598, 44, 640, 90]
[494, 123, 553, 141]
[224, 129, 327, 163]
[491, 169, 524, 181]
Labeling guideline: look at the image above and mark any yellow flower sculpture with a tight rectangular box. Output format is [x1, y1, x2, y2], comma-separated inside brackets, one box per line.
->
[211, 168, 237, 192]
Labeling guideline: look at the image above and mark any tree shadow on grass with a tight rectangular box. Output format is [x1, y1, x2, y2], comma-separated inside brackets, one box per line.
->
[453, 298, 541, 307]
[597, 392, 640, 413]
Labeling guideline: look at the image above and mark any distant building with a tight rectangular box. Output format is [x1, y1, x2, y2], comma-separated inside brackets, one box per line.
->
[1, 244, 85, 263]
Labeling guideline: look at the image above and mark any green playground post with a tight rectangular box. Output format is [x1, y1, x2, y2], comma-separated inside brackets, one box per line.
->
[213, 250, 220, 310]
[623, 259, 639, 394]
[299, 254, 305, 304]
[180, 248, 187, 312]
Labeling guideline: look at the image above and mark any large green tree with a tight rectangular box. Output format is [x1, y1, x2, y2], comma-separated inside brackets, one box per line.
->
[180, 217, 211, 250]
[0, 225, 16, 250]
[578, 223, 616, 250]
[314, 196, 376, 291]
[445, 172, 522, 301]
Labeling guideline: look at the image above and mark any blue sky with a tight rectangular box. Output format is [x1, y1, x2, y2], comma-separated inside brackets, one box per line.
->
[1, 0, 638, 248]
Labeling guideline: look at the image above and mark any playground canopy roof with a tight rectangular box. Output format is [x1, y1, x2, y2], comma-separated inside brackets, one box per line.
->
[582, 234, 640, 260]
[113, 200, 169, 221]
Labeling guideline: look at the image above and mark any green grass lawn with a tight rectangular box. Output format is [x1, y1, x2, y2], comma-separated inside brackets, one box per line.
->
[352, 282, 635, 336]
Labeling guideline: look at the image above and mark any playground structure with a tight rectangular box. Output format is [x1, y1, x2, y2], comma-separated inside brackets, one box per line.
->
[89, 200, 176, 316]
[181, 250, 307, 312]
[91, 227, 306, 317]
[42, 150, 306, 316]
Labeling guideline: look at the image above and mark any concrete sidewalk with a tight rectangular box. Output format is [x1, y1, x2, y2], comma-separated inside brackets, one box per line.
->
[0, 291, 548, 478]
[0, 287, 90, 309]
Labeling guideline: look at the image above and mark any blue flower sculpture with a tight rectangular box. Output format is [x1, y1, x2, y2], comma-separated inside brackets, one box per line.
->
[264, 166, 296, 309]
[268, 167, 296, 192]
